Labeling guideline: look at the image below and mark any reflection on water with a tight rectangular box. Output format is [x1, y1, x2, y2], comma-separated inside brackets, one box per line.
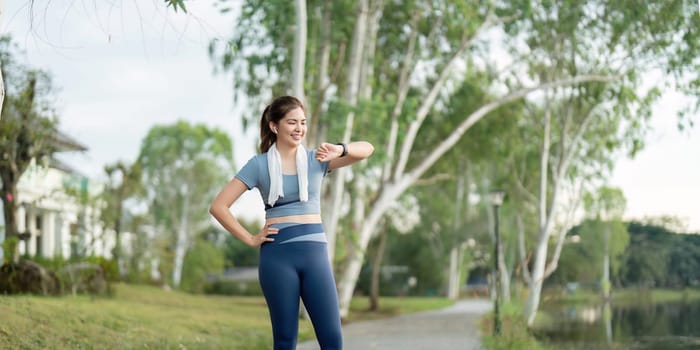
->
[532, 299, 700, 349]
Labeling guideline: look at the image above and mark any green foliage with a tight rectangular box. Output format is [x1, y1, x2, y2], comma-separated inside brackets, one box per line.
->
[0, 35, 60, 240]
[137, 121, 234, 286]
[222, 234, 259, 268]
[221, 218, 261, 268]
[554, 220, 700, 289]
[205, 279, 263, 296]
[549, 218, 628, 287]
[366, 227, 457, 296]
[621, 221, 700, 288]
[481, 302, 551, 350]
[164, 0, 187, 13]
[2, 236, 19, 263]
[180, 238, 225, 293]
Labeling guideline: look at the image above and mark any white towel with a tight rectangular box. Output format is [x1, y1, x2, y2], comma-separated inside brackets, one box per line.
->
[267, 143, 308, 206]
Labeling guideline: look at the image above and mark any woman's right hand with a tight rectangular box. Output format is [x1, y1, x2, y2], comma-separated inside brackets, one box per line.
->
[249, 224, 279, 247]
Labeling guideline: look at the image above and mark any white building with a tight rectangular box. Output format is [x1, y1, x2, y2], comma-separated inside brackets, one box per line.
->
[1, 132, 113, 261]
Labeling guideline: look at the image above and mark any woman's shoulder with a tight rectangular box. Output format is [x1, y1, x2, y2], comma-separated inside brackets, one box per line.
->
[246, 152, 268, 163]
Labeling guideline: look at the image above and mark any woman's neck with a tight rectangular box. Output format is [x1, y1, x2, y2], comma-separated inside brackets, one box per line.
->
[276, 143, 299, 174]
[276, 143, 299, 158]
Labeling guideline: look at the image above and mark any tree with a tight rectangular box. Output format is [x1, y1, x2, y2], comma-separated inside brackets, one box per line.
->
[583, 186, 628, 298]
[211, 0, 700, 318]
[498, 0, 699, 325]
[102, 161, 143, 276]
[0, 36, 61, 261]
[137, 121, 233, 288]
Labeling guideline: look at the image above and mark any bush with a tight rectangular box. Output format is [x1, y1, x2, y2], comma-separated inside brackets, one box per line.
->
[0, 260, 61, 295]
[15, 256, 115, 296]
[180, 239, 225, 293]
[204, 279, 263, 296]
[57, 262, 109, 296]
[481, 302, 551, 350]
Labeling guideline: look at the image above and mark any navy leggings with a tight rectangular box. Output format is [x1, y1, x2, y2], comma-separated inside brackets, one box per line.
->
[259, 223, 342, 350]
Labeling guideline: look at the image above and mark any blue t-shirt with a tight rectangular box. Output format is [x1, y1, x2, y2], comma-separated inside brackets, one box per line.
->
[235, 150, 330, 219]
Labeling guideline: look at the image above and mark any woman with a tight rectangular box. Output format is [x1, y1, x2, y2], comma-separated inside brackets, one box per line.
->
[209, 95, 374, 350]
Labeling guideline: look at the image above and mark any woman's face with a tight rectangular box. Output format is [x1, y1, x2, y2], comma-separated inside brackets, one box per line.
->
[273, 107, 306, 147]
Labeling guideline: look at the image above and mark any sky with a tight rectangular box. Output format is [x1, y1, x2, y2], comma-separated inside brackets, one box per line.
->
[3, 1, 699, 232]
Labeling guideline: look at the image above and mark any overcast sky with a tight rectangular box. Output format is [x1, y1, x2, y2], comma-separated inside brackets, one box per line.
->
[4, 1, 699, 232]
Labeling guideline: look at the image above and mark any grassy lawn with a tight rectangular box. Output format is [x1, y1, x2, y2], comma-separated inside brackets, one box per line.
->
[0, 283, 453, 349]
[347, 296, 454, 323]
[541, 287, 700, 306]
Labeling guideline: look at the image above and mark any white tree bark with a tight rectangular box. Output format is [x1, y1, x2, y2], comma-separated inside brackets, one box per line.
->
[308, 1, 331, 147]
[172, 188, 190, 288]
[292, 0, 307, 104]
[323, 0, 368, 263]
[523, 95, 555, 326]
[447, 164, 467, 299]
[447, 247, 460, 300]
[523, 98, 603, 325]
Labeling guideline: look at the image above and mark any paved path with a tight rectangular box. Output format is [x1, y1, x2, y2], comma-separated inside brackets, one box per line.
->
[297, 299, 492, 350]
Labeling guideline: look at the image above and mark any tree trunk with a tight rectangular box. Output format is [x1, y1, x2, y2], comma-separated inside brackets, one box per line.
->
[337, 183, 398, 318]
[602, 226, 611, 299]
[523, 233, 548, 326]
[172, 191, 190, 288]
[447, 164, 467, 300]
[308, 0, 331, 147]
[113, 185, 125, 276]
[524, 102, 555, 326]
[292, 0, 306, 104]
[447, 246, 460, 300]
[322, 0, 368, 264]
[1, 180, 18, 262]
[369, 230, 387, 311]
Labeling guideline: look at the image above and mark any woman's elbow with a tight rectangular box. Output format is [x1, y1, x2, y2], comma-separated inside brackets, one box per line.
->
[364, 142, 375, 158]
[209, 203, 223, 218]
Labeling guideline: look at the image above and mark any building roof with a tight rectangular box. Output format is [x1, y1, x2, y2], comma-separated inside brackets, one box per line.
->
[51, 130, 88, 152]
[49, 157, 85, 177]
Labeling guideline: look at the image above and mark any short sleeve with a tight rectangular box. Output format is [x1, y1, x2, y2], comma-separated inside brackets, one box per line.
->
[310, 150, 331, 176]
[235, 156, 259, 190]
[320, 159, 330, 177]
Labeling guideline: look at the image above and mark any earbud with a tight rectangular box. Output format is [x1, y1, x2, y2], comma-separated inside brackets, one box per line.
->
[273, 127, 278, 134]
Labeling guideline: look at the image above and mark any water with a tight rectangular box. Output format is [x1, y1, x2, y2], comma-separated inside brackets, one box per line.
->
[532, 300, 700, 349]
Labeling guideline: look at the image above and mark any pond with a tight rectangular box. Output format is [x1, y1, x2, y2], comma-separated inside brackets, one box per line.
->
[531, 299, 700, 349]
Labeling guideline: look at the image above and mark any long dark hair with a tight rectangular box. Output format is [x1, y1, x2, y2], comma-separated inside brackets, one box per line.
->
[259, 96, 306, 153]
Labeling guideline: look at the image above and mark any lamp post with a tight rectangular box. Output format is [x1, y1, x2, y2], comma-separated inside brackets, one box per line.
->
[489, 189, 505, 336]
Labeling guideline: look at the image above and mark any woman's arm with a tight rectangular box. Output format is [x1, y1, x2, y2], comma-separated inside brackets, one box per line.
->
[209, 178, 278, 247]
[315, 141, 374, 171]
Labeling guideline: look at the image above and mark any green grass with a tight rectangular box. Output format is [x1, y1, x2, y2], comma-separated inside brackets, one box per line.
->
[542, 287, 700, 306]
[0, 283, 453, 349]
[480, 302, 552, 350]
[347, 296, 455, 323]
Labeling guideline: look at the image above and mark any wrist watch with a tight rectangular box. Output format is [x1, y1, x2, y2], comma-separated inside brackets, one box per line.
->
[335, 143, 348, 157]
